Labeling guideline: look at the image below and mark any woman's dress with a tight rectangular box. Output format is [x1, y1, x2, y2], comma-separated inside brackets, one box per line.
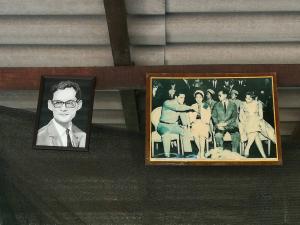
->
[189, 103, 211, 139]
[240, 100, 262, 133]
[239, 100, 276, 143]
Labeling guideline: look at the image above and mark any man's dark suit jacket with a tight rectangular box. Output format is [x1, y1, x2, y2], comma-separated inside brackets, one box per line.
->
[212, 101, 238, 130]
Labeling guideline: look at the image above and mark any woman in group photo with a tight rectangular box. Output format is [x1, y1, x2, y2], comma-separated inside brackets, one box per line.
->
[239, 91, 276, 158]
[189, 90, 211, 159]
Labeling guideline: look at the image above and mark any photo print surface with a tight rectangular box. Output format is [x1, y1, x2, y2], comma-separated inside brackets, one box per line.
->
[146, 73, 282, 166]
[33, 76, 95, 151]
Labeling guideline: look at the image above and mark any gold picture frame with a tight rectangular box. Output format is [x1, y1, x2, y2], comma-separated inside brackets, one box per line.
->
[145, 73, 282, 166]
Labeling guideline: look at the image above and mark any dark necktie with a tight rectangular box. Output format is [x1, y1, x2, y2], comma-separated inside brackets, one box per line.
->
[66, 128, 73, 147]
[223, 102, 227, 114]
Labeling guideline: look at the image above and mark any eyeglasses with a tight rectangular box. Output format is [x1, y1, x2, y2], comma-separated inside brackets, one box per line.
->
[51, 100, 79, 108]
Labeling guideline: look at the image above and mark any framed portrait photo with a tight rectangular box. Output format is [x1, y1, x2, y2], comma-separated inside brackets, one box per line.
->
[145, 73, 282, 166]
[33, 76, 95, 151]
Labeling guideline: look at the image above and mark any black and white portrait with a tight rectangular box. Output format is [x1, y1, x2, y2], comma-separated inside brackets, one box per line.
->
[146, 73, 281, 165]
[33, 76, 95, 151]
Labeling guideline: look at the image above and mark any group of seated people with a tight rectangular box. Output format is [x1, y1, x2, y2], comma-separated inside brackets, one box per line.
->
[152, 78, 277, 159]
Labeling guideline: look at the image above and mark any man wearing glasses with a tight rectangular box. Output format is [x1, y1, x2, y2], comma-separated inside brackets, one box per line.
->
[212, 89, 240, 153]
[36, 80, 86, 148]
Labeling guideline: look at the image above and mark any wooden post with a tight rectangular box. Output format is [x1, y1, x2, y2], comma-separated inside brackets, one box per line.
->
[104, 0, 140, 131]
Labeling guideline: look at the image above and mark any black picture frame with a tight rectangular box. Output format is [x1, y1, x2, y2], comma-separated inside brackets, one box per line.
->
[145, 73, 282, 166]
[33, 76, 95, 151]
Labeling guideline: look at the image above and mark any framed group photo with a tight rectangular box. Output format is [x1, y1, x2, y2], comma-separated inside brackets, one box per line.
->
[33, 76, 95, 151]
[145, 73, 282, 166]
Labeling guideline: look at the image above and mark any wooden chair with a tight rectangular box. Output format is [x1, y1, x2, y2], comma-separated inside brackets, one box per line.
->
[151, 107, 180, 157]
[240, 133, 271, 156]
[212, 129, 243, 154]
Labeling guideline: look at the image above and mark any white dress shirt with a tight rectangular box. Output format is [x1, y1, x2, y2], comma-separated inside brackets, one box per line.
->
[52, 119, 73, 147]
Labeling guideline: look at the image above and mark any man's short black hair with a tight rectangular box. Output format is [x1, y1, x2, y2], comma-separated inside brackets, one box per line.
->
[218, 88, 229, 97]
[50, 80, 82, 100]
[174, 88, 187, 97]
[245, 91, 256, 99]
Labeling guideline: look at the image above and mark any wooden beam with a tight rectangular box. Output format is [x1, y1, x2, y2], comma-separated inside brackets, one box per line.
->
[104, 0, 131, 66]
[1, 65, 300, 136]
[291, 122, 300, 143]
[1, 65, 300, 90]
[104, 0, 139, 131]
[119, 90, 140, 131]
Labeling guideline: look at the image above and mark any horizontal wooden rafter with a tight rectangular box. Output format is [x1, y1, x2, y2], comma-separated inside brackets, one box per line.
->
[1, 64, 300, 90]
